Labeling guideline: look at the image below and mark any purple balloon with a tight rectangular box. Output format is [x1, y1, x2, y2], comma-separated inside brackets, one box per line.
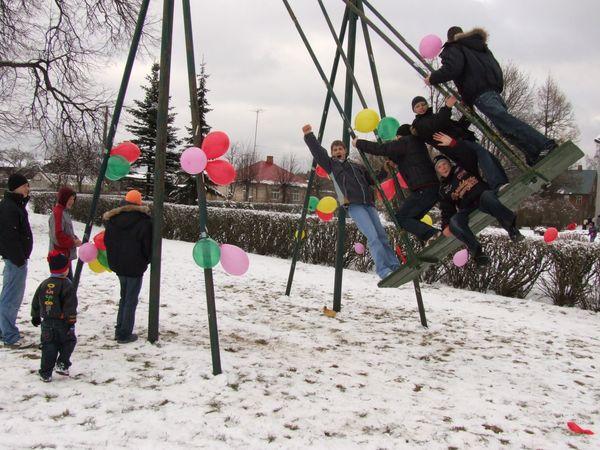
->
[220, 244, 249, 276]
[354, 242, 365, 255]
[78, 242, 98, 263]
[419, 34, 443, 59]
[180, 147, 208, 175]
[452, 249, 469, 267]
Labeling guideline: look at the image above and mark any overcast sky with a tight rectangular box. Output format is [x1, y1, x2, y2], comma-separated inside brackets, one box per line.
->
[98, 0, 600, 168]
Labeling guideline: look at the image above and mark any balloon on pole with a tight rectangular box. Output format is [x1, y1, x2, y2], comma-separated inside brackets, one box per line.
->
[78, 243, 98, 263]
[354, 108, 380, 133]
[316, 196, 338, 214]
[201, 131, 230, 159]
[180, 147, 208, 175]
[419, 34, 443, 59]
[193, 238, 221, 269]
[105, 155, 131, 181]
[377, 117, 400, 141]
[205, 159, 236, 185]
[219, 244, 249, 276]
[110, 142, 141, 163]
[88, 259, 106, 273]
[316, 210, 334, 222]
[315, 165, 328, 178]
[308, 196, 319, 212]
[93, 231, 106, 251]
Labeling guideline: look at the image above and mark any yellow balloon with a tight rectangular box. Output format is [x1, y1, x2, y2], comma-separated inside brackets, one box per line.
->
[421, 214, 433, 226]
[88, 259, 106, 274]
[354, 108, 380, 133]
[294, 230, 307, 240]
[316, 196, 338, 214]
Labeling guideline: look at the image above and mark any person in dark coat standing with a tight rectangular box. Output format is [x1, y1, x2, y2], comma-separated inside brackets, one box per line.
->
[48, 186, 81, 279]
[0, 173, 33, 347]
[425, 27, 556, 166]
[353, 125, 441, 244]
[103, 190, 152, 344]
[31, 251, 78, 382]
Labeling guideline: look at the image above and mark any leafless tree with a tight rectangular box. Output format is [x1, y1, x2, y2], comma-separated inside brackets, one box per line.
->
[586, 138, 600, 171]
[228, 140, 260, 201]
[0, 147, 37, 173]
[276, 154, 300, 204]
[46, 134, 102, 192]
[534, 75, 580, 143]
[0, 0, 151, 145]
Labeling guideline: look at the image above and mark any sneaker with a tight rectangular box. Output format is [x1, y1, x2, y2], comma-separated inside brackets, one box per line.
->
[117, 334, 138, 344]
[508, 227, 524, 242]
[39, 373, 52, 383]
[55, 363, 70, 376]
[473, 248, 491, 266]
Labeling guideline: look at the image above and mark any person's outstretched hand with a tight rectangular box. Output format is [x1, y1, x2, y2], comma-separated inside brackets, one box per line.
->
[433, 132, 453, 147]
[445, 95, 457, 108]
[302, 124, 312, 135]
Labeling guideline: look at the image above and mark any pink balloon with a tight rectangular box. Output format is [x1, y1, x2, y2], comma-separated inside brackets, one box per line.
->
[354, 242, 365, 255]
[180, 147, 208, 175]
[220, 244, 249, 276]
[419, 34, 443, 59]
[78, 242, 98, 263]
[202, 131, 230, 159]
[452, 249, 469, 267]
[205, 159, 236, 185]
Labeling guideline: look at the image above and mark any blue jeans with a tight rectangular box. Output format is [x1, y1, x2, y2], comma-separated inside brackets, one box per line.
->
[459, 140, 508, 189]
[0, 260, 28, 345]
[348, 204, 399, 279]
[395, 187, 440, 241]
[474, 91, 553, 164]
[449, 190, 516, 254]
[115, 276, 143, 340]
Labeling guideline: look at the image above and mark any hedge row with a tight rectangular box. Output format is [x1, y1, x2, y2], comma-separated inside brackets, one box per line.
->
[31, 192, 600, 311]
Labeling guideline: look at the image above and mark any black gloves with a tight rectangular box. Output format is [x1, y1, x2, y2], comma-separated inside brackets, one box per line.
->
[31, 317, 41, 327]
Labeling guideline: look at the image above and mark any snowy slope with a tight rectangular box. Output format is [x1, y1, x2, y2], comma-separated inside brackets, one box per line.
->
[0, 212, 598, 449]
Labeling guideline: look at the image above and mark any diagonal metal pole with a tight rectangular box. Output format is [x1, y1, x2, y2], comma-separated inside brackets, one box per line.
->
[285, 6, 350, 297]
[181, 0, 221, 375]
[72, 0, 151, 292]
[147, 0, 175, 344]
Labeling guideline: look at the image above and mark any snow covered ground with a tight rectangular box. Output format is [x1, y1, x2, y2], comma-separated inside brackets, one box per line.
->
[0, 212, 599, 449]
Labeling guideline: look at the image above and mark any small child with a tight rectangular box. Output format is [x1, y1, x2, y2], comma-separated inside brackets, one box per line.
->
[588, 222, 597, 243]
[31, 251, 78, 382]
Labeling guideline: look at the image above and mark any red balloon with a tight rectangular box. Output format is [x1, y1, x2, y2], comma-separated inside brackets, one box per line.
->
[205, 159, 236, 185]
[380, 178, 396, 200]
[93, 230, 106, 251]
[316, 210, 334, 222]
[543, 227, 558, 243]
[110, 142, 140, 163]
[202, 131, 230, 159]
[315, 165, 328, 178]
[566, 222, 576, 231]
[396, 172, 408, 189]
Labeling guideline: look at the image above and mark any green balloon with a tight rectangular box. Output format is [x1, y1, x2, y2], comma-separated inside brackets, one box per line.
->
[106, 155, 131, 181]
[192, 238, 221, 269]
[377, 116, 400, 142]
[97, 249, 109, 269]
[308, 196, 319, 212]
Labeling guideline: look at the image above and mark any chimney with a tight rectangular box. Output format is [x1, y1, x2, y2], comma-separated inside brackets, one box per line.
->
[266, 155, 273, 165]
[577, 165, 582, 171]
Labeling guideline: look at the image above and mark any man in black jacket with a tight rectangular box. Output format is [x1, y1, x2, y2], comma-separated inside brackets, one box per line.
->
[0, 173, 33, 347]
[103, 190, 152, 344]
[425, 26, 556, 166]
[353, 125, 441, 243]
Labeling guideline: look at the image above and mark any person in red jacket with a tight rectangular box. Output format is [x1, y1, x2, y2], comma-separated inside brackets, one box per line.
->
[48, 187, 81, 279]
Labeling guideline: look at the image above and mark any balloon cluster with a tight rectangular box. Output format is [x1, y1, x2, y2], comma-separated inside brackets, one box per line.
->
[78, 230, 111, 273]
[419, 34, 443, 59]
[180, 131, 236, 185]
[106, 142, 141, 181]
[354, 109, 402, 142]
[192, 238, 249, 276]
[307, 195, 338, 222]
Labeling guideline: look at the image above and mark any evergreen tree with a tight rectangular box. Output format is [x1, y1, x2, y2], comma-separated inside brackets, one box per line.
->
[126, 62, 182, 198]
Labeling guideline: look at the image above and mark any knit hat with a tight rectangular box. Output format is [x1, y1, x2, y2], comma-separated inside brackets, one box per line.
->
[8, 173, 28, 192]
[396, 124, 412, 137]
[47, 250, 69, 275]
[57, 186, 76, 207]
[447, 26, 463, 42]
[125, 189, 142, 206]
[433, 154, 451, 170]
[411, 96, 427, 111]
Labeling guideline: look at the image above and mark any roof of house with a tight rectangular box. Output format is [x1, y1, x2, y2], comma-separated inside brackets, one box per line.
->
[550, 169, 597, 195]
[246, 160, 307, 187]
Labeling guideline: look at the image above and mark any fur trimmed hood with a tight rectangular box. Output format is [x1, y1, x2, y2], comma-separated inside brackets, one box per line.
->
[454, 27, 488, 43]
[102, 204, 151, 221]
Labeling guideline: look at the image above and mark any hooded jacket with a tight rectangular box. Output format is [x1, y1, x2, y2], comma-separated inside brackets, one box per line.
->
[103, 204, 153, 277]
[49, 204, 78, 260]
[304, 132, 375, 205]
[31, 276, 78, 324]
[439, 165, 489, 229]
[428, 28, 503, 106]
[0, 191, 33, 266]
[355, 136, 439, 192]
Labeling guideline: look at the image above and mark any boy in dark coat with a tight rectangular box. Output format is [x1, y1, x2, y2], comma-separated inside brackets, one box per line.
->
[0, 173, 33, 347]
[303, 124, 399, 279]
[425, 26, 556, 166]
[353, 125, 441, 243]
[103, 190, 152, 343]
[411, 95, 508, 190]
[31, 251, 78, 382]
[433, 142, 523, 265]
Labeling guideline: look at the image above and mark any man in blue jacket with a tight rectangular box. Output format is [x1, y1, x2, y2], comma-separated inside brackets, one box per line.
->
[0, 173, 33, 347]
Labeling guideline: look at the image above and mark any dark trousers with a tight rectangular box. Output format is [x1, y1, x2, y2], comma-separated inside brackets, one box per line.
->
[40, 319, 76, 377]
[395, 186, 440, 240]
[115, 276, 143, 340]
[449, 190, 516, 253]
[441, 140, 508, 190]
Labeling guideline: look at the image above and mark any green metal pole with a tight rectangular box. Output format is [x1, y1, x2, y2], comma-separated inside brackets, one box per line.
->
[148, 0, 175, 343]
[72, 0, 151, 292]
[285, 7, 350, 297]
[181, 0, 221, 375]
